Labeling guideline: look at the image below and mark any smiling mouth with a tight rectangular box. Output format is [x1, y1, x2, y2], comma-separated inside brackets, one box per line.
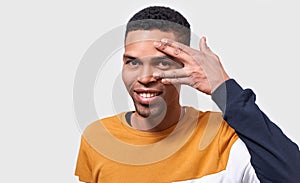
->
[138, 92, 161, 98]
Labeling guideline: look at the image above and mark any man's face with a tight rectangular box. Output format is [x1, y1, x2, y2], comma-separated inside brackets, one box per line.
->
[122, 30, 183, 118]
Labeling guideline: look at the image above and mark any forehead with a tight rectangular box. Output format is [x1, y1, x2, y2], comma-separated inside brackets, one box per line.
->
[125, 30, 176, 45]
[124, 30, 176, 58]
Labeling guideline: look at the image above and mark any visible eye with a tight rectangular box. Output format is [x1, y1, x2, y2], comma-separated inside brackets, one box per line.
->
[157, 60, 172, 70]
[126, 59, 141, 68]
[159, 60, 171, 66]
[130, 59, 138, 65]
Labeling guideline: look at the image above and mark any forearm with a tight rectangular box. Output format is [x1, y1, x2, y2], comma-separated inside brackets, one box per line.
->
[212, 79, 300, 182]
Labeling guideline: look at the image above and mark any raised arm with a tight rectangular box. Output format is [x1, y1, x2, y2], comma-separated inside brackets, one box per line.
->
[212, 79, 300, 182]
[153, 37, 300, 182]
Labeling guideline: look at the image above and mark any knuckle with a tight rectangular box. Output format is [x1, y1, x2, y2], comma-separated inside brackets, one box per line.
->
[174, 48, 181, 55]
[161, 38, 172, 46]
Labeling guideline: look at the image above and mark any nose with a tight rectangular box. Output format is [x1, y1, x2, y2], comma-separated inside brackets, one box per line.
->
[137, 66, 157, 85]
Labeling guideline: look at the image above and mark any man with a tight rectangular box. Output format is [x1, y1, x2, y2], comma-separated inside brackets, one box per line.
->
[75, 6, 300, 182]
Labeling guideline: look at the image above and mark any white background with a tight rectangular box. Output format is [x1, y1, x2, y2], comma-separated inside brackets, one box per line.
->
[1, 0, 299, 182]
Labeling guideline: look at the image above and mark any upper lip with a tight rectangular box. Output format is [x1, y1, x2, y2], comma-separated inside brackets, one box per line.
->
[134, 88, 162, 94]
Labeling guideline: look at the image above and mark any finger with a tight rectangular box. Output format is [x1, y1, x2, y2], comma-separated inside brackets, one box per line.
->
[153, 40, 194, 65]
[162, 38, 200, 57]
[161, 77, 193, 86]
[153, 69, 188, 79]
[199, 36, 205, 51]
[199, 36, 209, 52]
[161, 38, 194, 53]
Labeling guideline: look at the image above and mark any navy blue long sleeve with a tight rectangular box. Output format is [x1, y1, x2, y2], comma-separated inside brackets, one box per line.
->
[212, 79, 300, 183]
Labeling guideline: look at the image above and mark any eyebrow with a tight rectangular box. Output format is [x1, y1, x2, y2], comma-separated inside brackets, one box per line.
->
[152, 55, 174, 62]
[123, 54, 136, 60]
[123, 54, 174, 61]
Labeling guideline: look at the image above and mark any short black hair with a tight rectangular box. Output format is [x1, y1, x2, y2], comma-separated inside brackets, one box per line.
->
[125, 6, 191, 45]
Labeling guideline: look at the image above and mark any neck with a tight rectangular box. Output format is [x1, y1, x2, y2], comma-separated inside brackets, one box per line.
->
[131, 104, 184, 132]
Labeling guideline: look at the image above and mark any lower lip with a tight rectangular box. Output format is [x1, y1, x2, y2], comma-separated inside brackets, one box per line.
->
[133, 92, 161, 105]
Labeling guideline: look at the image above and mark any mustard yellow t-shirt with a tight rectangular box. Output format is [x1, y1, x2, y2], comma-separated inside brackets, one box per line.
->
[75, 107, 258, 183]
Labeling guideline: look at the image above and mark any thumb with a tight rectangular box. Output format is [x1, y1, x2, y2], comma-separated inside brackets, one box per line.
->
[199, 36, 209, 51]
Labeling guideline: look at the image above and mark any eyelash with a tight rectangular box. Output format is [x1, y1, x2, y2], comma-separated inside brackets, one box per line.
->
[126, 59, 139, 65]
[158, 60, 171, 67]
[125, 59, 173, 70]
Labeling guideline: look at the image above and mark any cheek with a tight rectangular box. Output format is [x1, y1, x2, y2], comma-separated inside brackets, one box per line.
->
[122, 68, 136, 91]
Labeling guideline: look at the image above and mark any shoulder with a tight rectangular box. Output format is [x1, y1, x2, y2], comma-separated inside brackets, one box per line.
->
[187, 107, 238, 151]
[81, 112, 128, 148]
[83, 112, 127, 134]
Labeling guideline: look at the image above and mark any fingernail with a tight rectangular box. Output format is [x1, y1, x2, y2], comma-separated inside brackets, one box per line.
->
[161, 79, 170, 84]
[153, 72, 160, 78]
[153, 41, 161, 47]
[161, 38, 168, 43]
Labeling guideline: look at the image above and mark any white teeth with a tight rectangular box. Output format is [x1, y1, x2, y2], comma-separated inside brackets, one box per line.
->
[139, 92, 158, 98]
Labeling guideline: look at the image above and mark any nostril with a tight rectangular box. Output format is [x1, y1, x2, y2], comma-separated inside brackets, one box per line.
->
[138, 75, 158, 86]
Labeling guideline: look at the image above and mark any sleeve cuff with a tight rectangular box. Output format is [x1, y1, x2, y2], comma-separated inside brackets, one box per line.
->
[211, 79, 244, 113]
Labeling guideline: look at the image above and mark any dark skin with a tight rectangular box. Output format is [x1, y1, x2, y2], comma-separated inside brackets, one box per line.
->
[122, 30, 229, 132]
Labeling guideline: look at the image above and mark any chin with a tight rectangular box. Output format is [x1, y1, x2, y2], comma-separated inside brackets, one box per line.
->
[135, 102, 166, 119]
